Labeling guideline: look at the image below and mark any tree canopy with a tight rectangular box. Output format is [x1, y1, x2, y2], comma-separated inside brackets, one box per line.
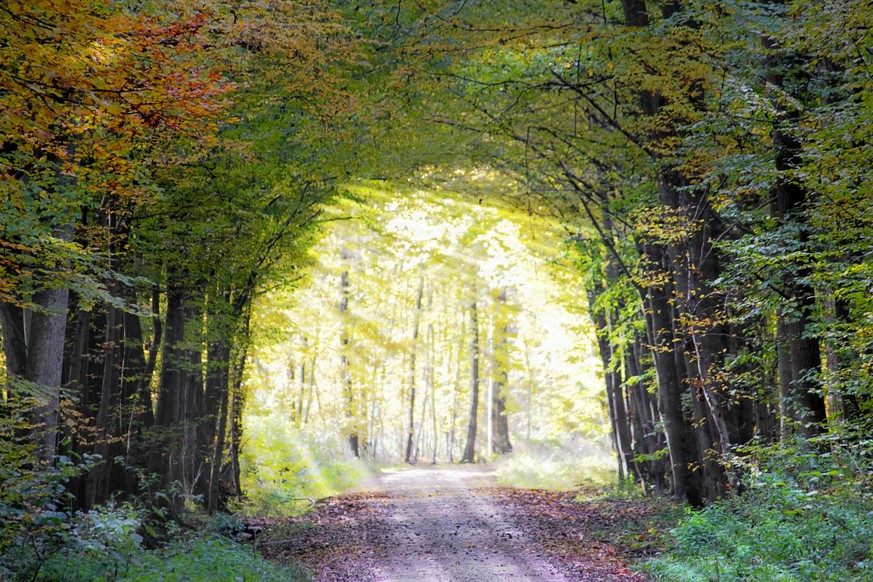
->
[1, 0, 872, 577]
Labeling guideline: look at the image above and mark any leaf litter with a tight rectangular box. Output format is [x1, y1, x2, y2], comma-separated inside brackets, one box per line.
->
[252, 467, 667, 581]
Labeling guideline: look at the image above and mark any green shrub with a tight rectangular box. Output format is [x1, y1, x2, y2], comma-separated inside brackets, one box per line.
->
[0, 474, 309, 581]
[37, 535, 310, 581]
[0, 400, 101, 580]
[643, 439, 873, 581]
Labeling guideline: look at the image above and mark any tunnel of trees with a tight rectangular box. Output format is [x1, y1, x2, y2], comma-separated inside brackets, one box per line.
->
[1, 0, 871, 576]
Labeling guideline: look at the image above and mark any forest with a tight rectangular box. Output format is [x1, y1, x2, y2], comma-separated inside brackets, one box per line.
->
[1, 0, 871, 580]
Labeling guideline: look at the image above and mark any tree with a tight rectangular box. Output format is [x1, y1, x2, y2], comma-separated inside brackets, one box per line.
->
[0, 0, 234, 465]
[354, 0, 871, 503]
[460, 296, 481, 464]
[1, 0, 370, 513]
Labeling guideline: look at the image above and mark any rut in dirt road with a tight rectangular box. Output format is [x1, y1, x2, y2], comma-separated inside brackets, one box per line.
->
[257, 465, 651, 581]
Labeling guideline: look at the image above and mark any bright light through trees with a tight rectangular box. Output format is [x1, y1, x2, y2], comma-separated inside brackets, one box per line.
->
[243, 181, 608, 483]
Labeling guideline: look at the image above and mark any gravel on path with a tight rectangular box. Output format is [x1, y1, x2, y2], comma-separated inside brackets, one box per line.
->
[257, 465, 650, 581]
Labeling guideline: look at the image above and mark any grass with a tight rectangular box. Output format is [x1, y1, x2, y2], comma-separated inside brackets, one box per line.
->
[238, 421, 376, 517]
[492, 439, 617, 490]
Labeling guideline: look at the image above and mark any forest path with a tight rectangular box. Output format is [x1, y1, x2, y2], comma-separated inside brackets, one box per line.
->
[257, 465, 650, 581]
[374, 465, 567, 581]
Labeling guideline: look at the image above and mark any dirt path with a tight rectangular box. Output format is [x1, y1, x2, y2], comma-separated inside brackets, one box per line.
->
[257, 465, 651, 581]
[375, 466, 568, 580]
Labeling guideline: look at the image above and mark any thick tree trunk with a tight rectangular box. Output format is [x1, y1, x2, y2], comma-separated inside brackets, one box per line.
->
[151, 286, 187, 494]
[0, 248, 72, 464]
[642, 245, 701, 505]
[26, 286, 71, 461]
[772, 156, 826, 437]
[491, 376, 512, 455]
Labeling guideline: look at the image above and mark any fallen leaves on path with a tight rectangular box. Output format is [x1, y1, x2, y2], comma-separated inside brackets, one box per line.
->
[253, 492, 392, 581]
[490, 487, 674, 580]
[251, 483, 673, 581]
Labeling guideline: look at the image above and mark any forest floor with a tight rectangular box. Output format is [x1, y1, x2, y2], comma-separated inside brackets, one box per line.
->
[254, 465, 671, 581]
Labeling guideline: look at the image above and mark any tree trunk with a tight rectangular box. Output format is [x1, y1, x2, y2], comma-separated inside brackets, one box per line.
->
[0, 303, 27, 381]
[85, 300, 122, 508]
[339, 267, 359, 457]
[204, 332, 230, 510]
[151, 285, 187, 493]
[405, 275, 424, 464]
[208, 349, 231, 512]
[461, 300, 480, 464]
[588, 291, 633, 480]
[762, 0, 827, 438]
[642, 244, 701, 505]
[429, 324, 438, 464]
[226, 306, 252, 501]
[772, 132, 827, 437]
[490, 288, 512, 455]
[120, 306, 155, 492]
[449, 310, 464, 463]
[627, 338, 668, 491]
[27, 285, 71, 461]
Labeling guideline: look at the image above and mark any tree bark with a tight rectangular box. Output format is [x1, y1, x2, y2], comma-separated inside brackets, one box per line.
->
[589, 290, 633, 481]
[339, 266, 359, 457]
[405, 275, 424, 464]
[461, 300, 480, 464]
[85, 300, 122, 507]
[490, 288, 512, 455]
[26, 285, 71, 461]
[772, 130, 827, 437]
[642, 243, 701, 505]
[150, 285, 187, 494]
[761, 0, 827, 438]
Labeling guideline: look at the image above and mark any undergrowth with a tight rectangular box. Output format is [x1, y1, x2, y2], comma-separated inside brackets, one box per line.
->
[0, 411, 310, 581]
[1, 406, 368, 579]
[493, 438, 616, 490]
[239, 417, 374, 517]
[2, 500, 310, 581]
[643, 436, 873, 581]
[37, 534, 309, 582]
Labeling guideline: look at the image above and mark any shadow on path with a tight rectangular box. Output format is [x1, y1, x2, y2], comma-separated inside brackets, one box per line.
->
[258, 465, 650, 581]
